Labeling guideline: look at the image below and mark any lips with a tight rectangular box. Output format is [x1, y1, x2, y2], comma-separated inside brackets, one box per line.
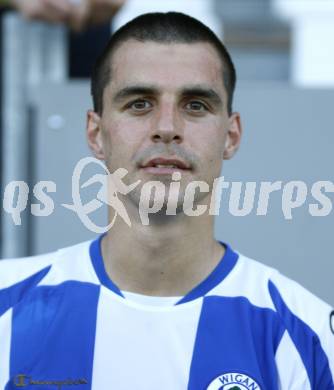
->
[141, 157, 190, 169]
[140, 157, 191, 174]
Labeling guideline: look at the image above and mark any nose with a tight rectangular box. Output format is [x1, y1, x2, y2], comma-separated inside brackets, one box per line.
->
[150, 102, 183, 144]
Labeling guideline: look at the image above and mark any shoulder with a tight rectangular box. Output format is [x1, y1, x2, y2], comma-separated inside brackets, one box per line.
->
[0, 240, 96, 287]
[0, 240, 96, 317]
[267, 264, 333, 335]
[228, 251, 333, 319]
[208, 247, 333, 331]
[240, 253, 333, 336]
[0, 252, 58, 290]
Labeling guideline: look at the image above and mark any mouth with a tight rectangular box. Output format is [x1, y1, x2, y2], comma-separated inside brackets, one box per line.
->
[139, 157, 191, 175]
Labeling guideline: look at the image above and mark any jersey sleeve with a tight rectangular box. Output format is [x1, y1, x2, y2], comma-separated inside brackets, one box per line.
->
[269, 271, 334, 389]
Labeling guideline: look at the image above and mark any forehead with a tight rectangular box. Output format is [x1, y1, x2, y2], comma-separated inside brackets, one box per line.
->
[107, 40, 225, 93]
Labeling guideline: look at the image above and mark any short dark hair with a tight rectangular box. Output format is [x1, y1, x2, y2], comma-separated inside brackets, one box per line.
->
[91, 12, 236, 115]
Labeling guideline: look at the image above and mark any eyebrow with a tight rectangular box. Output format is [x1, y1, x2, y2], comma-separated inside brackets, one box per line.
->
[181, 86, 223, 106]
[112, 84, 223, 107]
[112, 85, 159, 103]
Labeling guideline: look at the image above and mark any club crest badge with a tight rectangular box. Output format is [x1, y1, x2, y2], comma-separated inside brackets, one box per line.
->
[207, 372, 261, 390]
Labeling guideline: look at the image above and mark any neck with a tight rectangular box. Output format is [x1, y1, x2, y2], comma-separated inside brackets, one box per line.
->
[101, 200, 224, 297]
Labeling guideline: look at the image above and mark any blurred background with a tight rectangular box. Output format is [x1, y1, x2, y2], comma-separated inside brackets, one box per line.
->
[0, 0, 333, 305]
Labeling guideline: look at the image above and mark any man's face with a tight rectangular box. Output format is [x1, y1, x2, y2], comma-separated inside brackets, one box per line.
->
[87, 40, 241, 213]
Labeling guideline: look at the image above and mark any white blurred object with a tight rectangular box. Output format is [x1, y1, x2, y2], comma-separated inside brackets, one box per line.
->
[113, 0, 222, 38]
[273, 0, 334, 87]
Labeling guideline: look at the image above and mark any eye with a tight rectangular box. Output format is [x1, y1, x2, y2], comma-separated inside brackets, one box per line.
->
[185, 101, 208, 113]
[127, 99, 152, 112]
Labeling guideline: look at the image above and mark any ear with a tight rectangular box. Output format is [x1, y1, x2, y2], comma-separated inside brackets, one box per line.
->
[86, 110, 105, 160]
[223, 112, 242, 160]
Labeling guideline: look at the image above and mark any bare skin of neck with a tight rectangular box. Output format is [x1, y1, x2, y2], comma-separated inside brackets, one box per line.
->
[101, 196, 225, 297]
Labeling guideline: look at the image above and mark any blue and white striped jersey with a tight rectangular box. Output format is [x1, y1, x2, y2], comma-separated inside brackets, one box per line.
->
[0, 235, 333, 390]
